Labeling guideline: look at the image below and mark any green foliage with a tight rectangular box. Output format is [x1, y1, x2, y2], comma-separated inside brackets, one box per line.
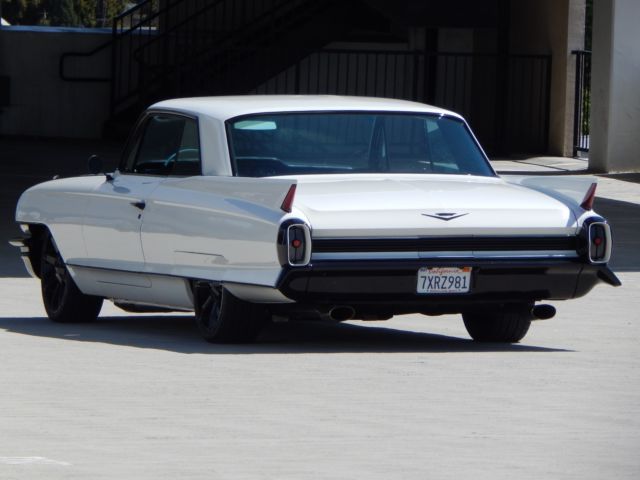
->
[105, 0, 127, 20]
[585, 0, 593, 51]
[581, 84, 590, 136]
[101, 0, 128, 26]
[49, 0, 80, 26]
[2, 0, 130, 26]
[2, 0, 47, 25]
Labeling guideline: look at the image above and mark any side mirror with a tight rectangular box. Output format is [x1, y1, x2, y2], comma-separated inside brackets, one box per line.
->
[87, 155, 102, 175]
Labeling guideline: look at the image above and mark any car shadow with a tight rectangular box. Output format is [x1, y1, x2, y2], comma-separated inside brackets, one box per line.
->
[0, 315, 572, 354]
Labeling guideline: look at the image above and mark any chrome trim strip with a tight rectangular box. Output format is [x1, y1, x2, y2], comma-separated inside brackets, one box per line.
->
[312, 250, 579, 261]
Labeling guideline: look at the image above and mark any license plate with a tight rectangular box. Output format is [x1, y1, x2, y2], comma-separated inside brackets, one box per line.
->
[417, 267, 472, 294]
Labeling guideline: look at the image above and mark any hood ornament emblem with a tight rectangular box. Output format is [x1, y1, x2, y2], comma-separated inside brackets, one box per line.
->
[422, 212, 469, 221]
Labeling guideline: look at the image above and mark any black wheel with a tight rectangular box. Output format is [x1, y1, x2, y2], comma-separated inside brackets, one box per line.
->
[195, 286, 267, 343]
[40, 232, 103, 323]
[462, 304, 532, 343]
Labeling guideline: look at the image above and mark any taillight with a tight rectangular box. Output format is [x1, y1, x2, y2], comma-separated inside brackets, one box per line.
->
[588, 222, 612, 263]
[280, 184, 297, 213]
[287, 224, 311, 266]
[580, 183, 597, 210]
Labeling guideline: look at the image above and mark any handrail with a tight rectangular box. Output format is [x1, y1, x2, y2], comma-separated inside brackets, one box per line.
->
[58, 0, 161, 82]
[113, 0, 163, 33]
[110, 0, 316, 109]
[116, 0, 154, 20]
[114, 0, 183, 38]
[129, 0, 302, 65]
[123, 0, 229, 46]
[59, 38, 113, 82]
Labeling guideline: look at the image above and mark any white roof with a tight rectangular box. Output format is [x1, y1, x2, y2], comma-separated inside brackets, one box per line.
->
[151, 95, 460, 121]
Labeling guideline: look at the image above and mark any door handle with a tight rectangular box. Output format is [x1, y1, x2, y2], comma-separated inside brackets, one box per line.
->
[130, 200, 146, 210]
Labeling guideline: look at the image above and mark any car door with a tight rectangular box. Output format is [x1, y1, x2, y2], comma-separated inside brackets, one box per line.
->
[81, 112, 188, 273]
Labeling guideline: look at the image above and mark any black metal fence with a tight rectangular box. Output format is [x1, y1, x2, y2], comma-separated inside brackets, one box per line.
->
[58, 0, 553, 153]
[572, 50, 591, 156]
[252, 50, 551, 154]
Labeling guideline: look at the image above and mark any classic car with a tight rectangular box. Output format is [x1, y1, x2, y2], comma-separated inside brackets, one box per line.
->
[12, 95, 620, 343]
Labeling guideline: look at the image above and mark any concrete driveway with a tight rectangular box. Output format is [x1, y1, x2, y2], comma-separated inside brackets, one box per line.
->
[1, 139, 638, 479]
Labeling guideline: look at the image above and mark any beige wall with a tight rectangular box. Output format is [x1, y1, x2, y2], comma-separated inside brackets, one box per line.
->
[510, 0, 585, 156]
[0, 27, 111, 138]
[590, 0, 640, 172]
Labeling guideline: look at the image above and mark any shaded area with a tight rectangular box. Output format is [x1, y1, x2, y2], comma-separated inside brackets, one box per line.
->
[601, 173, 640, 185]
[0, 138, 121, 277]
[493, 155, 588, 174]
[593, 197, 640, 272]
[0, 316, 571, 354]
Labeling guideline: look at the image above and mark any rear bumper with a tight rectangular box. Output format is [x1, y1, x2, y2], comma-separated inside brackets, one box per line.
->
[276, 259, 620, 312]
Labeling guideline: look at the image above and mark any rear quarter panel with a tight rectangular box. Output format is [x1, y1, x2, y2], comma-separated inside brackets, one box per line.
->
[141, 176, 297, 286]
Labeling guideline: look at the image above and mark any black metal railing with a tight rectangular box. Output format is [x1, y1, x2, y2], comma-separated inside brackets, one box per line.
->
[572, 50, 591, 156]
[57, 0, 551, 153]
[110, 0, 328, 114]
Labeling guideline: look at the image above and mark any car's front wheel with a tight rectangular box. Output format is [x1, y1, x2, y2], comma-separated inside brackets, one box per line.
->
[195, 286, 267, 343]
[40, 232, 103, 322]
[462, 304, 532, 343]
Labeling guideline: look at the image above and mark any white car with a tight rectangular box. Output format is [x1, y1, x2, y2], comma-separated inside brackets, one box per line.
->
[13, 95, 620, 343]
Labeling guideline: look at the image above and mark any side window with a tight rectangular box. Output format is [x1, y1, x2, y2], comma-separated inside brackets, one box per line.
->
[121, 114, 201, 176]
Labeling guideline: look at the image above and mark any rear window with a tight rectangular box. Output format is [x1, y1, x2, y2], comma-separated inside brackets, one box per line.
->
[226, 112, 494, 177]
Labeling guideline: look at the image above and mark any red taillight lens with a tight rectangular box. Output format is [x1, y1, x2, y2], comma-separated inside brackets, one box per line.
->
[580, 183, 597, 210]
[287, 224, 310, 265]
[280, 184, 297, 213]
[588, 222, 611, 263]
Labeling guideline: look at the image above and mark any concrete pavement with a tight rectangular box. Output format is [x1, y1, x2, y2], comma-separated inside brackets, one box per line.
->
[0, 140, 639, 479]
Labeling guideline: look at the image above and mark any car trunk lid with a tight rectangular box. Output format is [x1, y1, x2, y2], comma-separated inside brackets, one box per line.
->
[290, 174, 577, 237]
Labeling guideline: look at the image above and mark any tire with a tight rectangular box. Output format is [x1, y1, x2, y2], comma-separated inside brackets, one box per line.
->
[195, 286, 267, 343]
[40, 232, 103, 323]
[462, 304, 532, 343]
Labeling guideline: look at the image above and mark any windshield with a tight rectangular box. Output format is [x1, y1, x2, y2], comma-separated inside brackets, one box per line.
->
[226, 112, 494, 177]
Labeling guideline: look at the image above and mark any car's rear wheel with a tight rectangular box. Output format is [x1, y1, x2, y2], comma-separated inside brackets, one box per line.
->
[195, 286, 267, 343]
[462, 304, 532, 343]
[40, 232, 103, 323]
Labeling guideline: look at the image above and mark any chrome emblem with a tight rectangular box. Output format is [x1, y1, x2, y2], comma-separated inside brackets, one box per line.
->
[422, 212, 469, 221]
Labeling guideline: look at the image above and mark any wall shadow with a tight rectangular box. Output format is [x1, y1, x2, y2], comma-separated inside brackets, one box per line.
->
[0, 138, 121, 278]
[0, 316, 571, 355]
[594, 197, 640, 272]
[601, 173, 640, 185]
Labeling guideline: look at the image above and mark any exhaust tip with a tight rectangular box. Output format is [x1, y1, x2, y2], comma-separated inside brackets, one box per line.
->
[532, 304, 556, 320]
[329, 306, 355, 322]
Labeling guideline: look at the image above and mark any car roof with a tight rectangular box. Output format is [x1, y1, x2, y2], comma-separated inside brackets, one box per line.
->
[150, 95, 461, 121]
